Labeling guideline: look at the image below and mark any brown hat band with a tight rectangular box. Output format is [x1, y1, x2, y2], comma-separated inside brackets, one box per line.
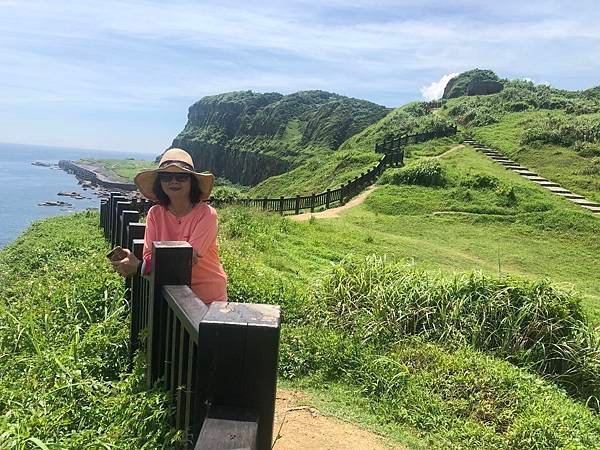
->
[159, 160, 194, 171]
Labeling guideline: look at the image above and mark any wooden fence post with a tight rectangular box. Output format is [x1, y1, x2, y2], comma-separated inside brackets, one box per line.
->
[108, 193, 122, 242]
[147, 242, 193, 387]
[195, 303, 281, 450]
[279, 196, 284, 216]
[100, 200, 107, 233]
[325, 189, 331, 209]
[120, 210, 140, 249]
[295, 195, 300, 215]
[310, 193, 316, 213]
[113, 199, 130, 248]
[128, 230, 146, 368]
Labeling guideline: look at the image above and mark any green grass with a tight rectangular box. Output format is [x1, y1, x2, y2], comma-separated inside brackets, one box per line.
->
[0, 213, 180, 449]
[461, 111, 600, 203]
[77, 158, 157, 181]
[249, 103, 458, 197]
[224, 145, 600, 322]
[2, 132, 599, 448]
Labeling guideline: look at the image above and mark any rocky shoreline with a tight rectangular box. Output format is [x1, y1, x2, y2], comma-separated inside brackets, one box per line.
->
[58, 160, 140, 200]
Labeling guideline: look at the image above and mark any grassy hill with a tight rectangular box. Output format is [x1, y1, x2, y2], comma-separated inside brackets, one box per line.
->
[440, 77, 600, 203]
[249, 102, 458, 197]
[171, 90, 390, 186]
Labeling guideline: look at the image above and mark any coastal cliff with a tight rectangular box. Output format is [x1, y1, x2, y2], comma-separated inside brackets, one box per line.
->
[170, 90, 389, 186]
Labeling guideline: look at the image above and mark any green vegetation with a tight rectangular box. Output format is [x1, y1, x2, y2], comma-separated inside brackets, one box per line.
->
[176, 90, 389, 161]
[0, 213, 179, 448]
[4, 70, 600, 448]
[77, 158, 157, 182]
[442, 68, 501, 99]
[437, 73, 600, 204]
[250, 103, 458, 196]
[446, 79, 600, 128]
[218, 192, 600, 447]
[2, 141, 599, 448]
[380, 159, 446, 186]
[459, 111, 600, 203]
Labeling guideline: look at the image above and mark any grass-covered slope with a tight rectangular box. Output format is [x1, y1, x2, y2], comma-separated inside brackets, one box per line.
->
[219, 199, 600, 448]
[2, 169, 599, 447]
[0, 213, 179, 448]
[440, 76, 600, 202]
[76, 157, 157, 182]
[249, 102, 458, 197]
[174, 90, 388, 170]
[178, 90, 389, 156]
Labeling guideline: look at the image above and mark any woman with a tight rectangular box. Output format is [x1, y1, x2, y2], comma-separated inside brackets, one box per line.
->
[111, 148, 227, 304]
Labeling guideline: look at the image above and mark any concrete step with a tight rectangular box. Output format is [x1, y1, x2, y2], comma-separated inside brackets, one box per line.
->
[555, 192, 585, 199]
[569, 198, 600, 207]
[524, 176, 548, 182]
[508, 166, 529, 171]
[493, 158, 513, 162]
[514, 170, 537, 176]
[582, 205, 600, 213]
[534, 180, 561, 187]
[546, 186, 574, 193]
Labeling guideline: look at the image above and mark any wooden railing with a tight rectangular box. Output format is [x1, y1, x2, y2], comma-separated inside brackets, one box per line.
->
[374, 126, 456, 154]
[101, 195, 281, 450]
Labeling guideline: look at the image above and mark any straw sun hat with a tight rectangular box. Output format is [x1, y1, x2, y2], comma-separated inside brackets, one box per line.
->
[134, 148, 214, 202]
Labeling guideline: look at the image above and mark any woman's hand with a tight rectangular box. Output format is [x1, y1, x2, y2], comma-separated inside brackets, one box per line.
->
[192, 250, 200, 266]
[110, 248, 140, 277]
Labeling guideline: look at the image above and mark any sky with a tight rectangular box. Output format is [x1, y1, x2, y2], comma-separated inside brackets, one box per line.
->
[1, 0, 599, 154]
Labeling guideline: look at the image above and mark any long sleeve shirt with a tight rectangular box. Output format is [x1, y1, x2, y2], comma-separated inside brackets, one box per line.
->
[143, 202, 228, 303]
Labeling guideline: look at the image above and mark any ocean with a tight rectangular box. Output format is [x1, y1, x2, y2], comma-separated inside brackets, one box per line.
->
[0, 142, 155, 248]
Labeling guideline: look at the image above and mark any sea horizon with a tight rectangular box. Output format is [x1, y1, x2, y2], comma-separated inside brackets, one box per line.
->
[0, 142, 155, 248]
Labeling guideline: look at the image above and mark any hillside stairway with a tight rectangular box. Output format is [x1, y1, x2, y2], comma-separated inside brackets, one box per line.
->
[464, 139, 600, 215]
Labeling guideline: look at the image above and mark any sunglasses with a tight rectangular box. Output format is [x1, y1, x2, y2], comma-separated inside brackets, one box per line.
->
[158, 172, 191, 183]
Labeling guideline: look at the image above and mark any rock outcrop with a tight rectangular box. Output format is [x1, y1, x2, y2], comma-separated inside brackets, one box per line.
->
[170, 90, 389, 186]
[443, 69, 504, 99]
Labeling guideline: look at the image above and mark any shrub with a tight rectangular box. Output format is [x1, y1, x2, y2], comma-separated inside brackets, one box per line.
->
[495, 185, 518, 206]
[460, 174, 500, 189]
[309, 257, 600, 404]
[380, 159, 446, 186]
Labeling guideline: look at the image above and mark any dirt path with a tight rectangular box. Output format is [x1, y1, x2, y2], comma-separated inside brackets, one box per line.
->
[435, 144, 464, 159]
[289, 186, 378, 221]
[272, 389, 403, 449]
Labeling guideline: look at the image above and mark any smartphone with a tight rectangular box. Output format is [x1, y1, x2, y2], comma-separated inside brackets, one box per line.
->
[106, 246, 127, 261]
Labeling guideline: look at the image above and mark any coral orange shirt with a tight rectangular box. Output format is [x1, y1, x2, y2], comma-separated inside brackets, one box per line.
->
[143, 203, 228, 304]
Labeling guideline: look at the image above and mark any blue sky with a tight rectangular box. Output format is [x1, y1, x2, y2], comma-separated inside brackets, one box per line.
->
[1, 0, 599, 154]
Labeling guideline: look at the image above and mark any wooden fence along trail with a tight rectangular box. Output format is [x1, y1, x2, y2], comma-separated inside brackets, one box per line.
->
[125, 125, 458, 218]
[98, 124, 457, 448]
[102, 194, 281, 450]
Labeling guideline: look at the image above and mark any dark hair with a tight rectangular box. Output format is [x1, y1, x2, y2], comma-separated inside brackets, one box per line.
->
[152, 173, 203, 206]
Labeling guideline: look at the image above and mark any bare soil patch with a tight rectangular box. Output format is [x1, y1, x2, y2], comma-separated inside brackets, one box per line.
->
[289, 186, 378, 221]
[272, 389, 404, 449]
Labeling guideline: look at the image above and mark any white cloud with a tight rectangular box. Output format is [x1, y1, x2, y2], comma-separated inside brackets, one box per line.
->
[420, 73, 459, 100]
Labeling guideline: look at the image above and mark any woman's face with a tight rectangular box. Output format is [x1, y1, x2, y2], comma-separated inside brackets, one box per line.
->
[158, 173, 192, 202]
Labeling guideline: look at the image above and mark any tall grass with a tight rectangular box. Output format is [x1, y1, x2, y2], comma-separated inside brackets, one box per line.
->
[0, 213, 180, 449]
[307, 257, 600, 405]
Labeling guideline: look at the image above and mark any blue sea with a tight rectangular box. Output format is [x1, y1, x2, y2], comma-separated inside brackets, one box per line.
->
[0, 142, 155, 248]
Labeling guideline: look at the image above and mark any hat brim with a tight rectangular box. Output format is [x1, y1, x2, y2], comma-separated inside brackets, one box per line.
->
[134, 164, 215, 202]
